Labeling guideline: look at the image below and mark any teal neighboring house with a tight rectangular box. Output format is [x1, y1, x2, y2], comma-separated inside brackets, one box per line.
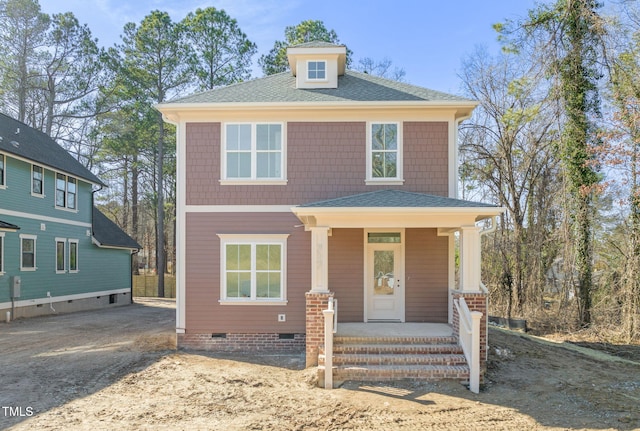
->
[0, 113, 140, 319]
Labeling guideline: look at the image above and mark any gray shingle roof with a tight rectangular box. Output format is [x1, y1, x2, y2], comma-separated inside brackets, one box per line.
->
[289, 41, 345, 49]
[0, 113, 104, 186]
[165, 71, 473, 105]
[92, 207, 141, 250]
[0, 219, 20, 231]
[299, 190, 500, 209]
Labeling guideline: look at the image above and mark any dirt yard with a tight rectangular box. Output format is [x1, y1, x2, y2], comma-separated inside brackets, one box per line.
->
[1, 299, 639, 430]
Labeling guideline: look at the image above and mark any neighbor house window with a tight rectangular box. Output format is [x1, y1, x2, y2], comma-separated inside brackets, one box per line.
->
[223, 123, 285, 182]
[367, 122, 403, 184]
[69, 239, 78, 272]
[0, 233, 4, 274]
[307, 61, 326, 80]
[20, 234, 36, 271]
[218, 234, 288, 304]
[0, 153, 5, 187]
[56, 238, 66, 273]
[56, 173, 77, 210]
[32, 165, 43, 196]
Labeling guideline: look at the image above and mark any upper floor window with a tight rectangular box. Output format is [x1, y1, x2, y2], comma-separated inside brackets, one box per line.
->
[0, 153, 5, 187]
[367, 122, 403, 185]
[32, 165, 43, 196]
[222, 123, 285, 183]
[56, 173, 77, 210]
[307, 61, 326, 80]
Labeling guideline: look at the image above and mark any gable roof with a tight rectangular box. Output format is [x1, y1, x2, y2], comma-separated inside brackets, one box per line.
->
[92, 207, 141, 250]
[0, 113, 104, 186]
[299, 190, 500, 209]
[161, 70, 474, 106]
[0, 219, 20, 231]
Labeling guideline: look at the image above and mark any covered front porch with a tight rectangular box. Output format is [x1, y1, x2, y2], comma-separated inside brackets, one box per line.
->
[292, 190, 503, 391]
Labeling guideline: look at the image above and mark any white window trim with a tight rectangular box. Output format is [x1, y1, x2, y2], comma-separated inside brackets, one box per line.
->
[55, 237, 66, 274]
[366, 121, 404, 185]
[220, 122, 287, 184]
[306, 60, 327, 81]
[68, 239, 79, 273]
[0, 232, 5, 275]
[0, 153, 6, 189]
[31, 165, 44, 198]
[20, 234, 37, 271]
[217, 234, 289, 305]
[55, 172, 79, 212]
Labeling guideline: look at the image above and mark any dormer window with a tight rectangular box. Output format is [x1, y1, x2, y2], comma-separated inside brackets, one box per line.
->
[307, 61, 326, 80]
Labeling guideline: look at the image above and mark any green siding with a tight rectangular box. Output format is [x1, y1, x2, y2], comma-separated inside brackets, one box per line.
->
[0, 153, 133, 305]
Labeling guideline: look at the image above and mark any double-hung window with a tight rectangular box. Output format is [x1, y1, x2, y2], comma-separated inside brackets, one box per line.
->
[69, 240, 78, 272]
[222, 123, 285, 183]
[0, 153, 5, 187]
[56, 238, 78, 273]
[56, 174, 77, 210]
[367, 122, 403, 184]
[56, 238, 66, 273]
[307, 61, 326, 80]
[218, 234, 288, 304]
[32, 165, 43, 196]
[0, 233, 4, 274]
[20, 234, 37, 271]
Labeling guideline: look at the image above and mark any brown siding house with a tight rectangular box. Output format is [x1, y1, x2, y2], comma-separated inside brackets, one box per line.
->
[157, 41, 503, 386]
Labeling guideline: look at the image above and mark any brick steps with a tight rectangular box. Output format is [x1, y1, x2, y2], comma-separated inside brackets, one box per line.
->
[318, 335, 470, 386]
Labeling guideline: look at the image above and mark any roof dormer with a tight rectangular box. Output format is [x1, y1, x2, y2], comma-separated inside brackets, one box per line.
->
[287, 41, 347, 89]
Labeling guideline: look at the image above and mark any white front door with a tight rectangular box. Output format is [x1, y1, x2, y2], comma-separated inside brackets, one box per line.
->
[366, 239, 404, 322]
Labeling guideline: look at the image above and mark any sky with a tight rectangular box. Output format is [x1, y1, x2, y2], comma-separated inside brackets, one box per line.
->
[38, 0, 540, 95]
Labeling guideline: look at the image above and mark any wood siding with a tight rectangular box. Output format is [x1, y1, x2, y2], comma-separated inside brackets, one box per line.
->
[328, 228, 364, 322]
[184, 212, 310, 333]
[185, 121, 449, 206]
[405, 228, 449, 323]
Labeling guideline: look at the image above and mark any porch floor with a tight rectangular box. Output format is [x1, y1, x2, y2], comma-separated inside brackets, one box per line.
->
[335, 323, 453, 338]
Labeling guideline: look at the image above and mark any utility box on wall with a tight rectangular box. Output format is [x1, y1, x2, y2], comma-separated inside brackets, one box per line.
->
[10, 276, 21, 298]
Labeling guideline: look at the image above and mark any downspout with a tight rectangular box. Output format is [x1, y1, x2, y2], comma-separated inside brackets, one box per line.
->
[130, 249, 139, 304]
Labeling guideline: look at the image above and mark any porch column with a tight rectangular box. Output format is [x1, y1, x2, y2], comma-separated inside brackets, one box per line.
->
[310, 226, 331, 293]
[460, 225, 481, 292]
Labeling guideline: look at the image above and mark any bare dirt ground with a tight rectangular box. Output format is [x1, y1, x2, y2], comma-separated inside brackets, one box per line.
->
[1, 299, 639, 431]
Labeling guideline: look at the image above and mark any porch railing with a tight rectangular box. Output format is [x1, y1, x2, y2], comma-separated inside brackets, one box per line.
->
[322, 298, 337, 389]
[454, 297, 482, 394]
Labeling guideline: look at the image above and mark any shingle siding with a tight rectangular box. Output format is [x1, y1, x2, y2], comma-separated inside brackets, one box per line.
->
[185, 121, 450, 206]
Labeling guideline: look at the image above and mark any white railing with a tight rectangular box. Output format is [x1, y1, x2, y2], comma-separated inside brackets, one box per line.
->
[454, 297, 482, 394]
[322, 298, 336, 389]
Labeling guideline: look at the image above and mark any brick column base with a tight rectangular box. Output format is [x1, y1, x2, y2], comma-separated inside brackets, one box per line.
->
[452, 291, 488, 378]
[305, 291, 334, 367]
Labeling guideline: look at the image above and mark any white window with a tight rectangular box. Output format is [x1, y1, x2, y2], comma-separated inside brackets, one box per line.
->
[366, 122, 403, 185]
[20, 234, 37, 271]
[218, 234, 288, 305]
[0, 233, 4, 274]
[32, 165, 44, 196]
[222, 123, 285, 184]
[56, 173, 77, 210]
[56, 238, 66, 273]
[0, 153, 5, 188]
[307, 60, 326, 80]
[69, 239, 78, 272]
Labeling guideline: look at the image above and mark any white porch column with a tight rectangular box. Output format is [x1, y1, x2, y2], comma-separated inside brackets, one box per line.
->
[310, 226, 331, 293]
[460, 225, 481, 292]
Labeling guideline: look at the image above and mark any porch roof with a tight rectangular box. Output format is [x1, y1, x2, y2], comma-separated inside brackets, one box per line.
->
[0, 219, 20, 231]
[292, 190, 504, 229]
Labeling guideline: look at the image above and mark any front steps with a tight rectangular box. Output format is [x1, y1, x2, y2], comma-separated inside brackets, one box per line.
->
[318, 334, 469, 387]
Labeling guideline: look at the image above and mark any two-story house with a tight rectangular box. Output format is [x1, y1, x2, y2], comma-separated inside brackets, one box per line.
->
[0, 113, 140, 319]
[157, 42, 503, 390]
